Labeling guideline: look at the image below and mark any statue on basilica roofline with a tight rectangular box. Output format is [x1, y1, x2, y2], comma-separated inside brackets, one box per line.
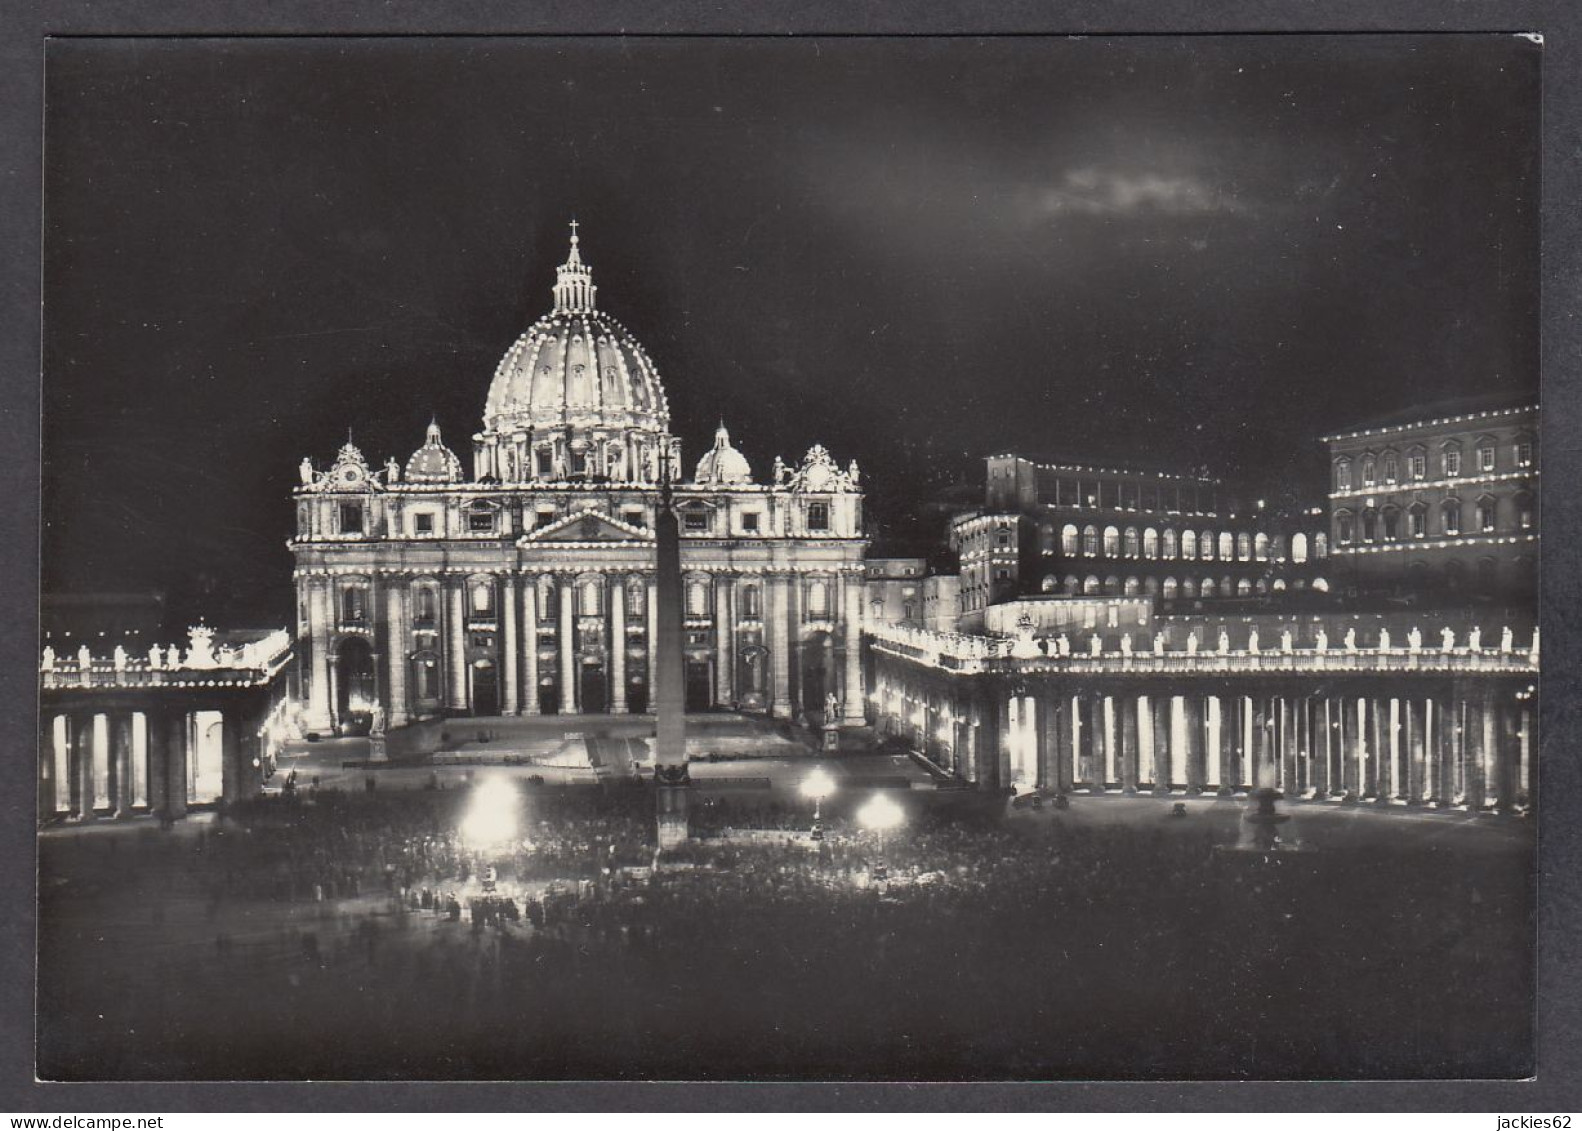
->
[299, 457, 316, 486]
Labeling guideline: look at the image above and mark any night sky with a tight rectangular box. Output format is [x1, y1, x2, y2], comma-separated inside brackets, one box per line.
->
[42, 35, 1540, 626]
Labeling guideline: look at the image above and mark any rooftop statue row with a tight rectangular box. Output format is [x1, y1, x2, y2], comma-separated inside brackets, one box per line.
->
[41, 626, 291, 681]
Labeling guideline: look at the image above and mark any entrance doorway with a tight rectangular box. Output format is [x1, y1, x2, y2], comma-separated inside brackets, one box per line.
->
[335, 637, 375, 733]
[685, 660, 712, 711]
[471, 659, 498, 716]
[580, 664, 608, 714]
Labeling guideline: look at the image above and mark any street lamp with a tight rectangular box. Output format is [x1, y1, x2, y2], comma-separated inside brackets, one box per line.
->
[857, 791, 905, 882]
[800, 766, 836, 841]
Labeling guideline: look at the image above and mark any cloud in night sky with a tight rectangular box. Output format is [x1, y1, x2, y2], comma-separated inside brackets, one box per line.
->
[1029, 167, 1247, 217]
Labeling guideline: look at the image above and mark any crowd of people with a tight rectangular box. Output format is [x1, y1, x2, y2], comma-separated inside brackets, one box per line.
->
[37, 776, 1533, 1081]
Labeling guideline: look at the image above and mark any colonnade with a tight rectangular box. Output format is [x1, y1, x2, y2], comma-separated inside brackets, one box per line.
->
[876, 673, 1534, 811]
[38, 702, 264, 822]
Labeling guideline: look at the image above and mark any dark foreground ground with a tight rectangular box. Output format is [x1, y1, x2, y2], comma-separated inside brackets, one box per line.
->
[37, 785, 1533, 1081]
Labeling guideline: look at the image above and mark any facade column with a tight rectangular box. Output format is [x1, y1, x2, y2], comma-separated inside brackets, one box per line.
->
[306, 580, 334, 733]
[1120, 694, 1140, 793]
[769, 573, 792, 718]
[112, 712, 133, 818]
[447, 580, 467, 712]
[500, 575, 519, 716]
[1216, 696, 1238, 794]
[646, 578, 659, 711]
[386, 583, 410, 727]
[71, 712, 94, 819]
[611, 577, 628, 714]
[522, 580, 541, 715]
[1149, 693, 1172, 791]
[1313, 697, 1333, 797]
[714, 575, 732, 707]
[1280, 696, 1299, 795]
[1250, 696, 1271, 790]
[841, 570, 865, 724]
[558, 578, 576, 715]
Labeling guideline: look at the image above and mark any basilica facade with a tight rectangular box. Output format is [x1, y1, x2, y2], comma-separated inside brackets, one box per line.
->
[290, 226, 866, 734]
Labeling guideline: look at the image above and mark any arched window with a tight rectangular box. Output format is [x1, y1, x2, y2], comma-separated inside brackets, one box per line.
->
[1237, 578, 1252, 597]
[1361, 456, 1376, 487]
[1272, 578, 1287, 592]
[1039, 524, 1056, 554]
[1123, 576, 1141, 596]
[1408, 502, 1428, 538]
[687, 580, 710, 617]
[413, 586, 437, 625]
[1476, 496, 1496, 533]
[1361, 509, 1378, 542]
[1476, 441, 1496, 473]
[630, 581, 649, 618]
[1219, 532, 1235, 561]
[1441, 499, 1462, 536]
[471, 581, 494, 616]
[1061, 524, 1080, 555]
[1142, 528, 1159, 559]
[1381, 453, 1398, 484]
[807, 579, 830, 617]
[1181, 578, 1198, 599]
[1162, 529, 1178, 560]
[1335, 458, 1352, 491]
[1082, 525, 1099, 556]
[1162, 577, 1179, 600]
[1143, 577, 1160, 596]
[1041, 575, 1060, 593]
[1181, 530, 1197, 560]
[1514, 491, 1535, 530]
[1083, 575, 1101, 596]
[1290, 532, 1306, 563]
[1381, 506, 1400, 541]
[1407, 448, 1427, 480]
[1255, 578, 1269, 595]
[1123, 527, 1140, 558]
[1255, 532, 1271, 561]
[1200, 577, 1216, 599]
[1335, 511, 1354, 545]
[1103, 526, 1121, 556]
[467, 501, 497, 534]
[1237, 532, 1252, 561]
[1064, 575, 1081, 596]
[1314, 532, 1328, 558]
[341, 587, 367, 623]
[1311, 577, 1329, 593]
[1220, 575, 1232, 597]
[1200, 533, 1215, 562]
[1442, 443, 1462, 478]
[1103, 575, 1120, 596]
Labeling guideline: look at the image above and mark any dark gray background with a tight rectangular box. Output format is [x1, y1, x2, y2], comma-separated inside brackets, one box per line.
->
[4, 0, 1578, 1113]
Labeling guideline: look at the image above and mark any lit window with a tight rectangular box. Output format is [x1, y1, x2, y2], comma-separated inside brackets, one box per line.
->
[1476, 498, 1496, 532]
[580, 581, 600, 616]
[1082, 525, 1099, 555]
[685, 511, 710, 532]
[1382, 456, 1398, 484]
[1361, 510, 1377, 542]
[1408, 506, 1427, 538]
[1516, 441, 1533, 468]
[471, 583, 494, 615]
[468, 506, 495, 534]
[1516, 493, 1535, 530]
[1162, 529, 1178, 560]
[1361, 458, 1376, 487]
[1478, 446, 1495, 472]
[1103, 526, 1120, 556]
[1142, 528, 1158, 559]
[1441, 502, 1461, 537]
[1336, 514, 1354, 545]
[1061, 524, 1080, 555]
[1335, 460, 1351, 491]
[1408, 453, 1426, 480]
[341, 587, 366, 622]
[1123, 527, 1140, 558]
[1237, 532, 1252, 561]
[1444, 449, 1461, 477]
[1181, 531, 1197, 561]
[1254, 532, 1270, 561]
[1382, 508, 1400, 540]
[807, 503, 830, 531]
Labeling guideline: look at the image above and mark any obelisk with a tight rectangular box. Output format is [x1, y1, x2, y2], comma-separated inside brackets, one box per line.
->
[653, 444, 691, 851]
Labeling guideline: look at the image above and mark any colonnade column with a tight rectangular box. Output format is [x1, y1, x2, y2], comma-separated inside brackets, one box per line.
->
[1313, 697, 1333, 797]
[74, 712, 97, 820]
[220, 709, 243, 804]
[714, 575, 732, 707]
[166, 711, 189, 820]
[447, 580, 467, 712]
[1280, 697, 1299, 795]
[1149, 694, 1172, 791]
[1367, 696, 1389, 801]
[1183, 695, 1206, 794]
[769, 574, 792, 718]
[611, 578, 628, 714]
[144, 709, 169, 819]
[841, 571, 864, 724]
[112, 713, 133, 818]
[558, 578, 576, 715]
[1119, 694, 1140, 793]
[1216, 696, 1238, 794]
[386, 583, 409, 727]
[306, 580, 333, 732]
[501, 575, 519, 717]
[522, 580, 540, 715]
[1405, 696, 1427, 805]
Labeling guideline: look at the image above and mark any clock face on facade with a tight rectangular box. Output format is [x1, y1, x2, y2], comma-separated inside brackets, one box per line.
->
[338, 465, 363, 487]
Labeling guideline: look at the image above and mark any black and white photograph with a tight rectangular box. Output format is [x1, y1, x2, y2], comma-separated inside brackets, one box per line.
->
[34, 33, 1542, 1083]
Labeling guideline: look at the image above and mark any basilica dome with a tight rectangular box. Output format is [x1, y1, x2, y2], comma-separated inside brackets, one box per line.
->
[482, 224, 670, 437]
[404, 420, 462, 483]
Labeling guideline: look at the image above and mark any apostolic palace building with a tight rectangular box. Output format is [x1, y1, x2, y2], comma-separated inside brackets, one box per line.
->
[290, 226, 866, 736]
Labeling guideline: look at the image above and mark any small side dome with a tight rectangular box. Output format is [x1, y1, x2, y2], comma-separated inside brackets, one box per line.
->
[693, 423, 753, 485]
[405, 420, 463, 483]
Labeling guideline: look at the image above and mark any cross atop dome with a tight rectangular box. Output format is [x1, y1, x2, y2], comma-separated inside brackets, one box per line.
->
[552, 218, 597, 313]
